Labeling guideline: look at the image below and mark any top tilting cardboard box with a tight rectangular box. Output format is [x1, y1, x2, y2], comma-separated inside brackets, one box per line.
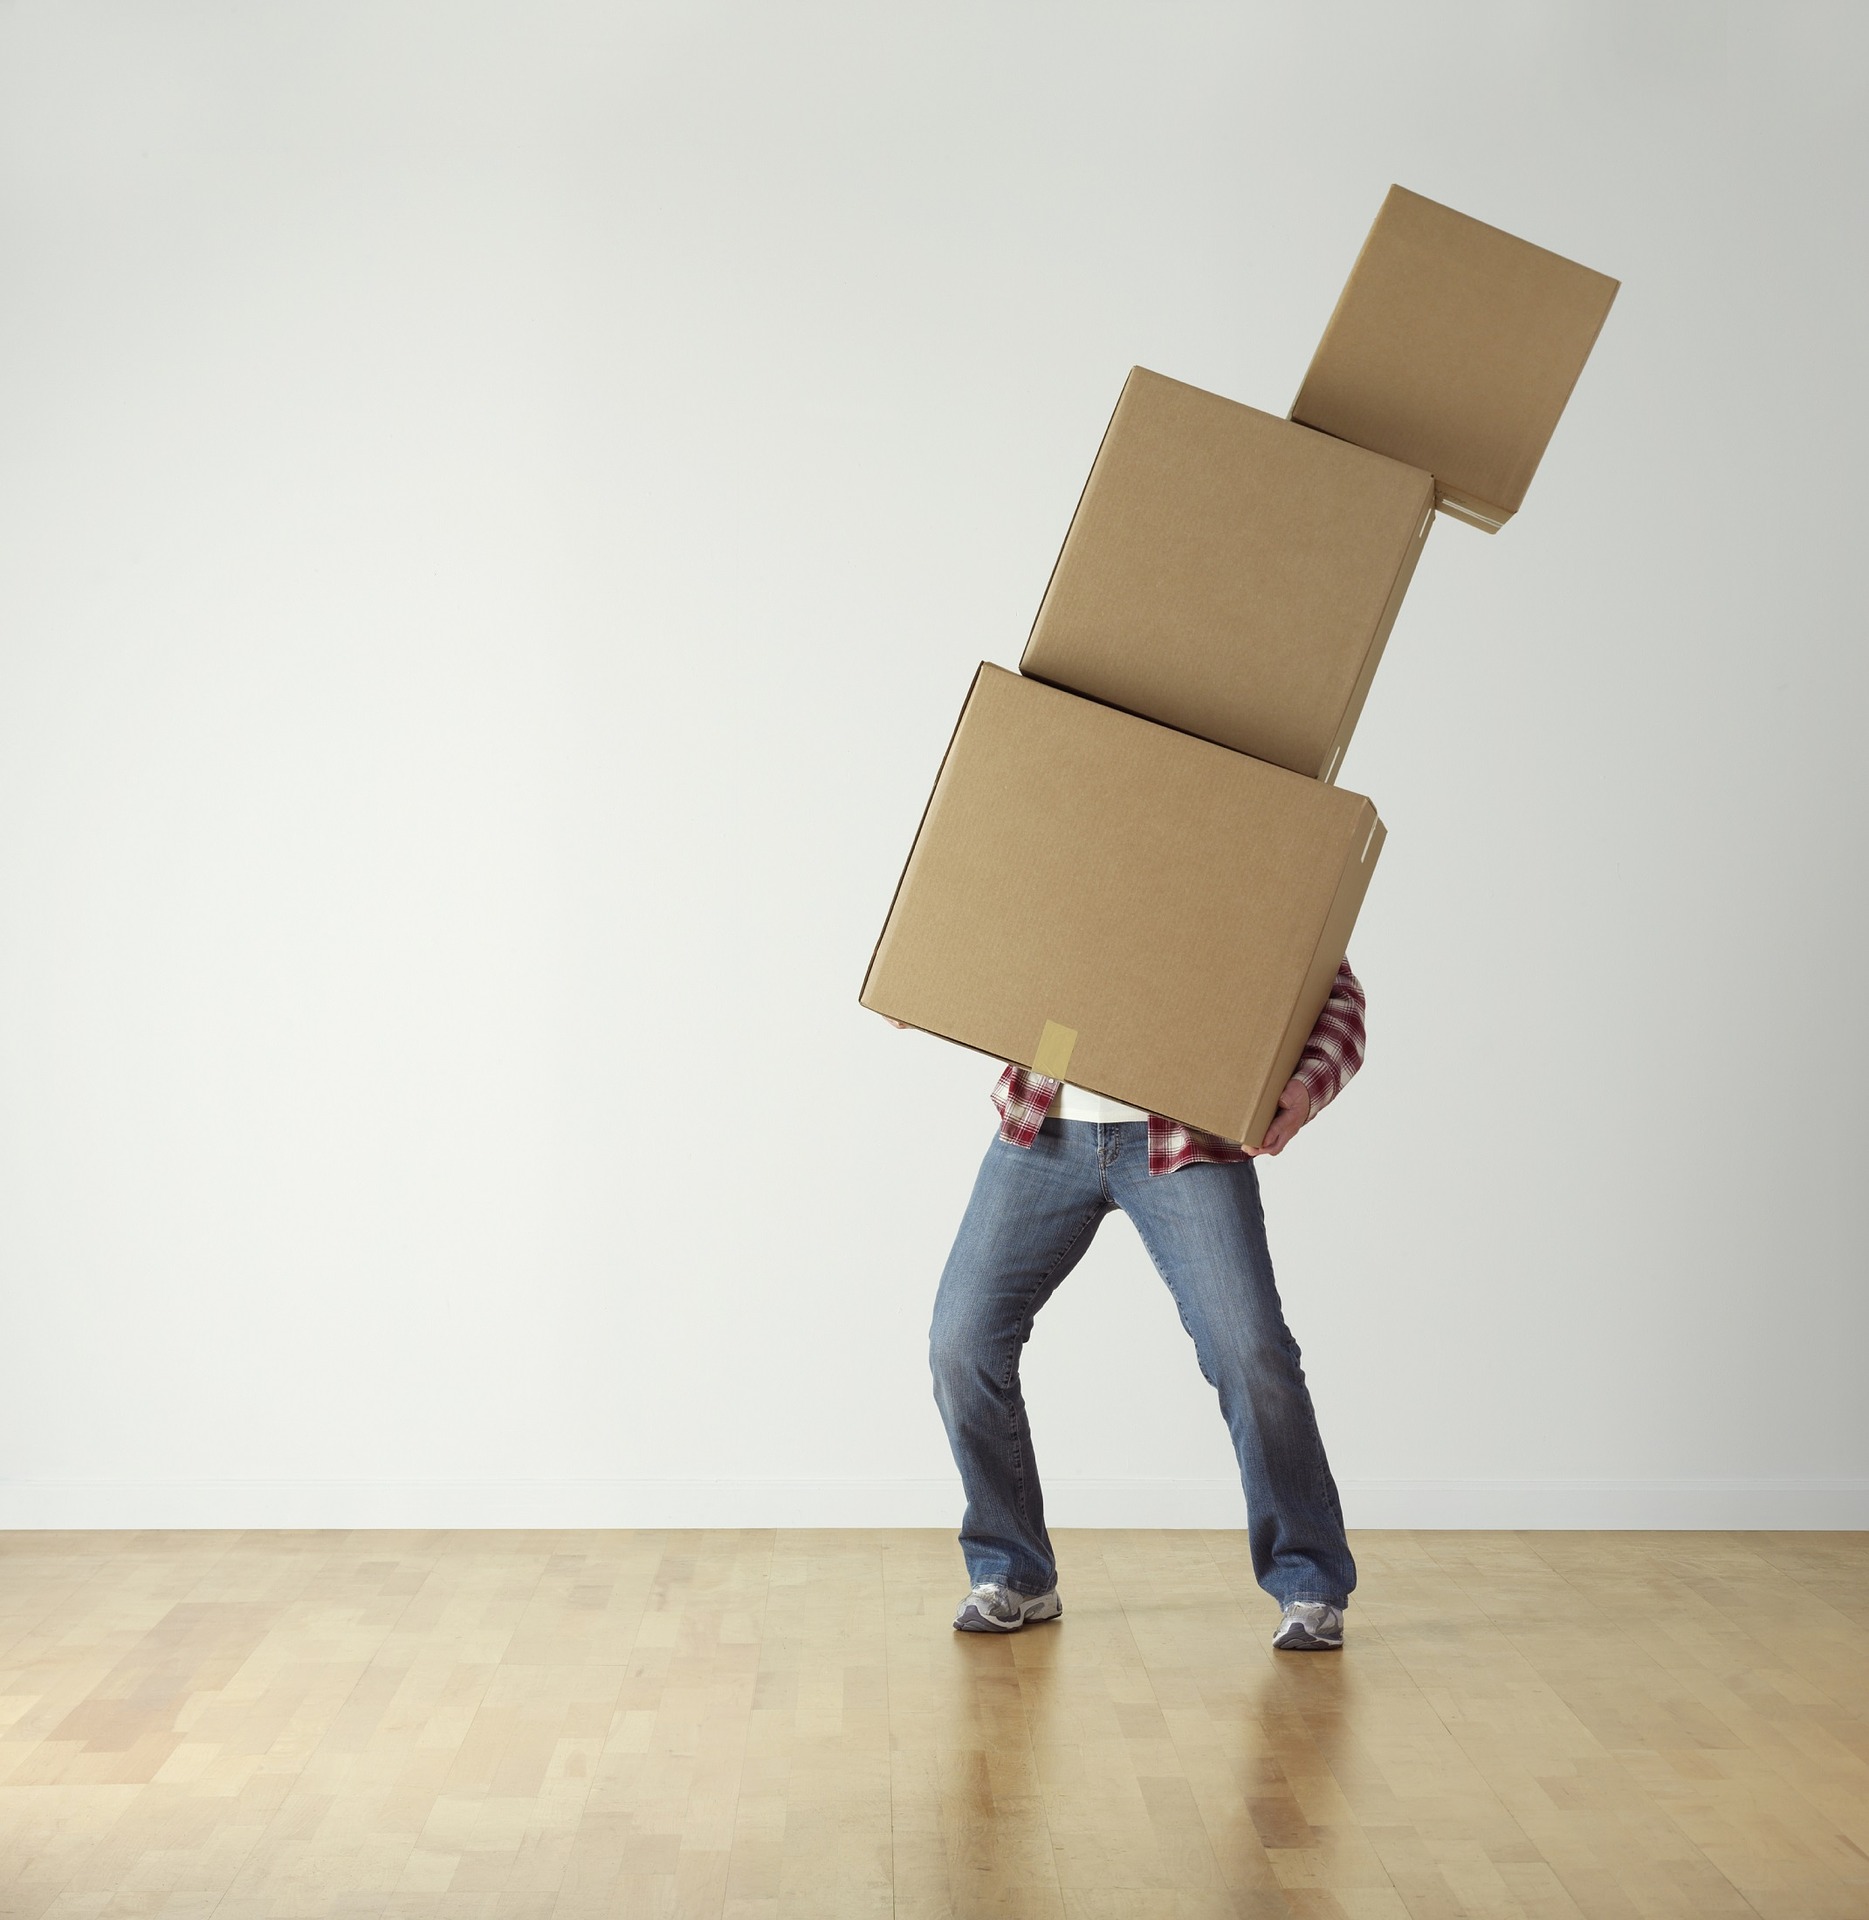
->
[1292, 185, 1620, 533]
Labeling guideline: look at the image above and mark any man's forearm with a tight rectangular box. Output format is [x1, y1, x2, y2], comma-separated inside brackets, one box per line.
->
[1291, 960, 1367, 1118]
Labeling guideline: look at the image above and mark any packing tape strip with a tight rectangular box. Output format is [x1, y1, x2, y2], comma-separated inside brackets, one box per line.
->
[1033, 1019, 1077, 1081]
[1437, 494, 1505, 531]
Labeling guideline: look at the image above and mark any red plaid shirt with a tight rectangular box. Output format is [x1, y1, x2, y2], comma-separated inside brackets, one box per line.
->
[991, 959, 1366, 1176]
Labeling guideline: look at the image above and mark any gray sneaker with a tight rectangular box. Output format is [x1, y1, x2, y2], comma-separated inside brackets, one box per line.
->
[953, 1582, 1063, 1633]
[1272, 1601, 1344, 1650]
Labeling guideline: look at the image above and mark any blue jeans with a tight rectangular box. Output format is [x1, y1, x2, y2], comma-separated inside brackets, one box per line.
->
[929, 1119, 1355, 1610]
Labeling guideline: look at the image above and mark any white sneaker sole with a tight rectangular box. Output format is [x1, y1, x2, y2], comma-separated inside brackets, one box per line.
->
[953, 1591, 1063, 1634]
[1272, 1620, 1343, 1651]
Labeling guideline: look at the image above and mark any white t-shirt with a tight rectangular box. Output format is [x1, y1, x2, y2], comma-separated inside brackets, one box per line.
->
[1051, 1082, 1151, 1123]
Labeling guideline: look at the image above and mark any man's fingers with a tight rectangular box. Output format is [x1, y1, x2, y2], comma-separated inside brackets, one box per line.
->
[1252, 1080, 1313, 1157]
[1257, 1103, 1311, 1155]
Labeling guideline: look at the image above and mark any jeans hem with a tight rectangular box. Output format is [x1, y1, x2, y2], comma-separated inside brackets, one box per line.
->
[964, 1570, 1057, 1597]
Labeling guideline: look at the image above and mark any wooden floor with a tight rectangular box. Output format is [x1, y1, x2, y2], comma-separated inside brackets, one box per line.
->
[0, 1531, 1864, 1918]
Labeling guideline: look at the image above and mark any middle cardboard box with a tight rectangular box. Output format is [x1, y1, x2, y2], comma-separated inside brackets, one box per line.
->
[1022, 366, 1436, 782]
[860, 666, 1385, 1145]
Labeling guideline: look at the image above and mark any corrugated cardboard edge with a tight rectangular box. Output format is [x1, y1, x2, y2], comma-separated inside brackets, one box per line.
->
[1318, 486, 1436, 784]
[1290, 183, 1621, 534]
[858, 663, 987, 1015]
[1019, 368, 1141, 671]
[1236, 808, 1386, 1146]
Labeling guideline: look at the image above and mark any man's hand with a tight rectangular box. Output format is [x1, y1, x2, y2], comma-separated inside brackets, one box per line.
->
[884, 1017, 910, 1030]
[1247, 1078, 1312, 1157]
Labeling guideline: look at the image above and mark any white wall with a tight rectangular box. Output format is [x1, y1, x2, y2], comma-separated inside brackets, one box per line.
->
[1, 1, 1863, 1531]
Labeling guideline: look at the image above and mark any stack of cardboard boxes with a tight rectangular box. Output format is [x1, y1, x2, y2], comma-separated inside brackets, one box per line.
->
[861, 186, 1619, 1143]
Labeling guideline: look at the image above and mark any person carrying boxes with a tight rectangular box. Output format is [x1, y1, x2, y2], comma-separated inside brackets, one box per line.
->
[867, 187, 1617, 1655]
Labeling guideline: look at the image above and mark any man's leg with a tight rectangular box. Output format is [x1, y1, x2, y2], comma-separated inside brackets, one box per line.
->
[1111, 1138, 1356, 1611]
[929, 1120, 1111, 1596]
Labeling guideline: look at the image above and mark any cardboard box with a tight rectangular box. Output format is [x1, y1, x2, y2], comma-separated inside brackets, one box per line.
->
[1021, 368, 1435, 782]
[860, 665, 1385, 1143]
[1292, 185, 1620, 533]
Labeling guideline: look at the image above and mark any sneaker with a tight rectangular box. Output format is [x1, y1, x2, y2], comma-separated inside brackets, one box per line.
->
[1272, 1600, 1344, 1651]
[952, 1582, 1063, 1633]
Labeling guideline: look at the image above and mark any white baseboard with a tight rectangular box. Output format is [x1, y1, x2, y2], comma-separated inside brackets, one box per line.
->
[1, 1477, 1864, 1531]
[1339, 1478, 1869, 1531]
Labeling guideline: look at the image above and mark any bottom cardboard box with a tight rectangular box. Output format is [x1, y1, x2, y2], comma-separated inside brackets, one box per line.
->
[860, 665, 1385, 1144]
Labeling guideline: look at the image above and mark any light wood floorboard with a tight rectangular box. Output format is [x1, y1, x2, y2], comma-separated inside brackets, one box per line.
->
[0, 1529, 1864, 1918]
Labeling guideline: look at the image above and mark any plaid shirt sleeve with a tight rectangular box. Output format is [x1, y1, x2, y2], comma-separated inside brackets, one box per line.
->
[1289, 958, 1367, 1121]
[992, 957, 1367, 1175]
